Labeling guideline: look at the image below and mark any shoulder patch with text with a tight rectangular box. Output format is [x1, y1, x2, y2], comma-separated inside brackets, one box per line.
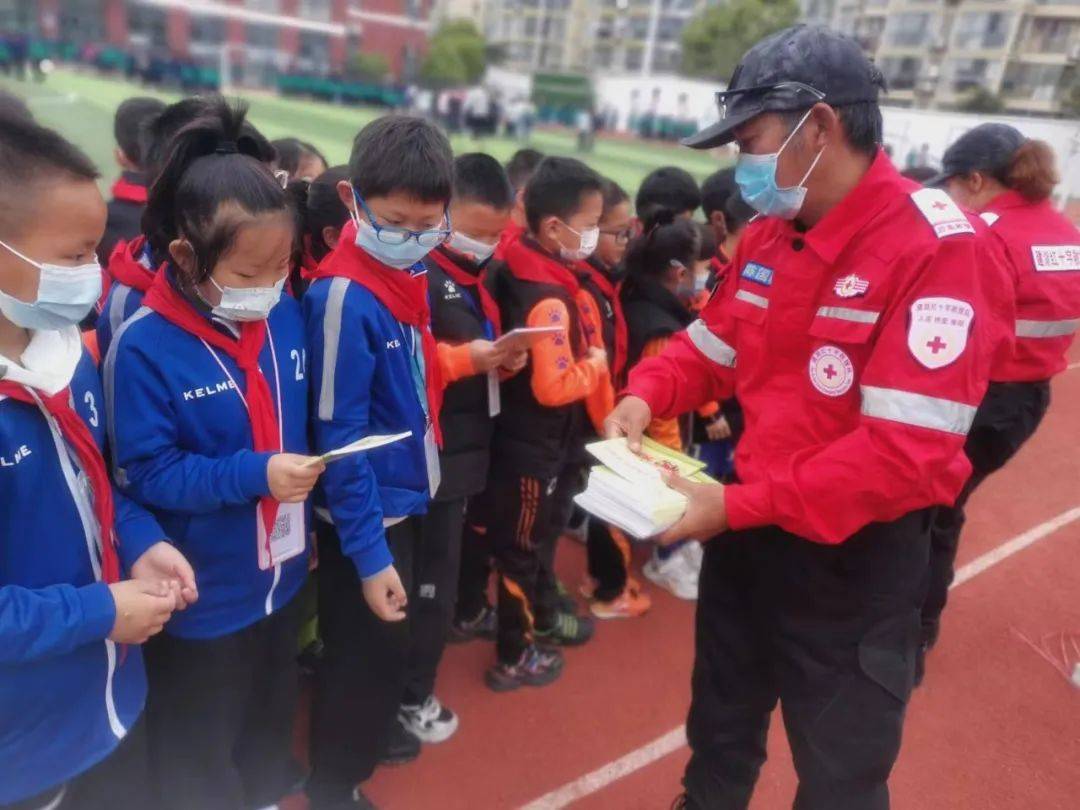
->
[907, 297, 973, 369]
[910, 188, 975, 239]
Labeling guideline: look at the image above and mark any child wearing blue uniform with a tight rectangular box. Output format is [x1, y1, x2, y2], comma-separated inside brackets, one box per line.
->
[303, 115, 454, 810]
[104, 100, 322, 810]
[0, 111, 193, 810]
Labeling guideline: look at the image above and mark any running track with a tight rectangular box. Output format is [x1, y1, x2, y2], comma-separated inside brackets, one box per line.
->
[290, 351, 1080, 809]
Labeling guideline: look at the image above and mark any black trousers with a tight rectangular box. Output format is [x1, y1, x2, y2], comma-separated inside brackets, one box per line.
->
[684, 510, 932, 810]
[306, 517, 418, 806]
[455, 493, 494, 622]
[143, 594, 304, 810]
[488, 464, 582, 663]
[405, 496, 466, 703]
[921, 380, 1050, 645]
[1, 715, 152, 810]
[586, 519, 630, 601]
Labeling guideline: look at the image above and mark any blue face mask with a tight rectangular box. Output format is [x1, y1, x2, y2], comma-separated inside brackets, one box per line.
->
[735, 109, 825, 220]
[350, 190, 449, 270]
[0, 238, 102, 331]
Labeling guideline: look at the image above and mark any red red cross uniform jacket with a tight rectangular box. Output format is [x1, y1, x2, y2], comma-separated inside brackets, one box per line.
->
[625, 152, 1016, 545]
[978, 190, 1080, 382]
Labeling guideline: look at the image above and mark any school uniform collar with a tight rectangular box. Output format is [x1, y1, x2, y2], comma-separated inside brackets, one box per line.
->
[0, 325, 82, 396]
[802, 150, 907, 265]
[984, 189, 1035, 215]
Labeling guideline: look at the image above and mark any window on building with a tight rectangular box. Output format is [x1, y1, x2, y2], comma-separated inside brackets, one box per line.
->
[247, 0, 281, 12]
[595, 46, 613, 68]
[524, 16, 538, 36]
[880, 56, 922, 90]
[404, 0, 423, 19]
[58, 0, 104, 45]
[1001, 62, 1066, 101]
[128, 5, 168, 50]
[657, 15, 686, 42]
[953, 12, 1013, 50]
[946, 58, 991, 93]
[884, 12, 932, 48]
[626, 47, 644, 71]
[299, 0, 333, 22]
[298, 31, 330, 71]
[190, 15, 226, 48]
[629, 16, 650, 39]
[1021, 17, 1078, 53]
[247, 23, 279, 51]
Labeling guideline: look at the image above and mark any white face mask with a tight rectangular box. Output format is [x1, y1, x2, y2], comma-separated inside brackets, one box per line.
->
[207, 276, 286, 322]
[558, 222, 600, 262]
[446, 230, 498, 264]
[0, 238, 102, 331]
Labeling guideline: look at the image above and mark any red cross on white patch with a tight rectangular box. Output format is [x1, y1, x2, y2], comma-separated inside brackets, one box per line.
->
[907, 296, 974, 369]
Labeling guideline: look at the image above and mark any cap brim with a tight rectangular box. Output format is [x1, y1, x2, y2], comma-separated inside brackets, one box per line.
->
[681, 107, 759, 150]
[923, 172, 952, 188]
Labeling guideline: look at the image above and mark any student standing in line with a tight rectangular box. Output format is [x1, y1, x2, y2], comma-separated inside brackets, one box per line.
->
[303, 115, 451, 809]
[104, 101, 319, 810]
[496, 148, 545, 261]
[620, 212, 704, 600]
[0, 111, 194, 810]
[400, 153, 527, 743]
[922, 124, 1080, 677]
[634, 165, 701, 227]
[483, 156, 609, 691]
[97, 96, 166, 266]
[288, 164, 349, 299]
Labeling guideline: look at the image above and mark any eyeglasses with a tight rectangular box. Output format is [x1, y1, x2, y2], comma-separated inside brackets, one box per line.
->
[599, 226, 635, 244]
[353, 190, 451, 248]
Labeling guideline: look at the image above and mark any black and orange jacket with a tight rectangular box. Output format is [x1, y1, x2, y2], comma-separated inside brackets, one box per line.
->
[489, 236, 607, 479]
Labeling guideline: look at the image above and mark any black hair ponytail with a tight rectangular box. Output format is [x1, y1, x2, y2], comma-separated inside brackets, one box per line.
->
[624, 212, 700, 282]
[142, 97, 290, 283]
[287, 164, 349, 263]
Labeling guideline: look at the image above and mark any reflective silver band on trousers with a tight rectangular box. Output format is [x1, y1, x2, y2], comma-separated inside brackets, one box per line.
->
[861, 385, 976, 435]
[687, 319, 736, 367]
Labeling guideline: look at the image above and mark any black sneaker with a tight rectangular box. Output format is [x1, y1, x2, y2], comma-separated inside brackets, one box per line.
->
[484, 645, 564, 692]
[536, 611, 595, 648]
[449, 604, 496, 644]
[555, 579, 578, 614]
[378, 718, 420, 766]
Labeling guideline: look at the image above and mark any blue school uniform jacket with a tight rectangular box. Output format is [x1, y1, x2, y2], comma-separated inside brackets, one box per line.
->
[105, 282, 310, 639]
[0, 351, 161, 804]
[96, 238, 155, 360]
[304, 274, 432, 579]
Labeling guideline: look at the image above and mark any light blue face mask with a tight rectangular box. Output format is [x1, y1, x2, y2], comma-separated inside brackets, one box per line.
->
[735, 109, 825, 220]
[350, 189, 449, 270]
[0, 238, 102, 330]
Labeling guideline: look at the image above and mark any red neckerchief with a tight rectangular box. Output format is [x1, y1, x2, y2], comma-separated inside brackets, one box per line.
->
[299, 236, 322, 281]
[429, 246, 502, 336]
[143, 271, 283, 553]
[110, 176, 148, 205]
[494, 221, 525, 261]
[107, 236, 157, 293]
[503, 235, 582, 298]
[579, 258, 628, 378]
[311, 221, 443, 444]
[0, 381, 120, 584]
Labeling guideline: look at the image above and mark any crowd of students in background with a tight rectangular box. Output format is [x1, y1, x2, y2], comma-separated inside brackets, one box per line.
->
[0, 88, 754, 810]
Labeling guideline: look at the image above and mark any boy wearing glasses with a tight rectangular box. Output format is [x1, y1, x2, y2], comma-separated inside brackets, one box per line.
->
[303, 116, 454, 810]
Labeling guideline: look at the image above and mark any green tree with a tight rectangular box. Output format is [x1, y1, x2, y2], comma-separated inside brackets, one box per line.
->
[349, 51, 390, 82]
[957, 86, 1005, 114]
[680, 0, 800, 81]
[420, 19, 488, 87]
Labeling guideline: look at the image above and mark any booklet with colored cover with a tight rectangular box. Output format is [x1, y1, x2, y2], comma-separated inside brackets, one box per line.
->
[573, 438, 711, 539]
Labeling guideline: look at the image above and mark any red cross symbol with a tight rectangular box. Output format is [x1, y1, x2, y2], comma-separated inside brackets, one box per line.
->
[927, 336, 947, 354]
[823, 364, 838, 380]
[932, 201, 948, 211]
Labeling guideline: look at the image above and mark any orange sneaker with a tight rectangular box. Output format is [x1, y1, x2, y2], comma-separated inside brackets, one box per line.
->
[590, 586, 652, 619]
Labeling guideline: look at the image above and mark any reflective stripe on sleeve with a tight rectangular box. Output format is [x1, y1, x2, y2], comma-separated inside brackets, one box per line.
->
[816, 306, 880, 324]
[735, 289, 769, 309]
[860, 385, 976, 435]
[687, 319, 736, 367]
[1015, 318, 1080, 338]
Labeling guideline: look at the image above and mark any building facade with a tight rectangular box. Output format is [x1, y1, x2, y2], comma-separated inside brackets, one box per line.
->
[482, 0, 719, 76]
[10, 0, 432, 83]
[807, 0, 1080, 117]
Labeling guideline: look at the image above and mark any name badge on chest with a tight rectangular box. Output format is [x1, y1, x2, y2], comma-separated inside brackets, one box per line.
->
[425, 422, 442, 497]
[257, 501, 306, 570]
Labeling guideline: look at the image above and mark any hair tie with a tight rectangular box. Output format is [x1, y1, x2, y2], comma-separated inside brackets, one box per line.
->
[215, 141, 238, 155]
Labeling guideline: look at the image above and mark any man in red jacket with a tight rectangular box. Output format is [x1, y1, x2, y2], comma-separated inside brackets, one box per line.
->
[605, 25, 1013, 810]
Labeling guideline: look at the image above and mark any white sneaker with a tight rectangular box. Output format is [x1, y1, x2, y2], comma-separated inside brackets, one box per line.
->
[683, 540, 704, 570]
[642, 545, 700, 600]
[398, 694, 459, 744]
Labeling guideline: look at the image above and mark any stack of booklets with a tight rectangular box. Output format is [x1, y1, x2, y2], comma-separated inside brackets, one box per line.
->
[574, 437, 717, 540]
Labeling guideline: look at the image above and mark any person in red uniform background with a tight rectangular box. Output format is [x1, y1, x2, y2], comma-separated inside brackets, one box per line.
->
[919, 124, 1080, 674]
[605, 26, 1013, 810]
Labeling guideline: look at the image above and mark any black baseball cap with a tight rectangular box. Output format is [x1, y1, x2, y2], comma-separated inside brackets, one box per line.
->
[683, 25, 885, 150]
[926, 123, 1026, 187]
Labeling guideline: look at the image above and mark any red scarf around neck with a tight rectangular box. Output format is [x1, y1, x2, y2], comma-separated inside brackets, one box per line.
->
[107, 236, 158, 293]
[494, 221, 525, 262]
[579, 258, 628, 379]
[0, 380, 121, 584]
[428, 246, 502, 336]
[310, 220, 443, 444]
[503, 235, 582, 298]
[143, 271, 283, 553]
[111, 176, 148, 205]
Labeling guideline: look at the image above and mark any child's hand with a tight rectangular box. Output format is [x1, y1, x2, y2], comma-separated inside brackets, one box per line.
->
[108, 579, 178, 644]
[500, 347, 528, 373]
[132, 541, 199, 610]
[468, 339, 508, 373]
[361, 566, 408, 622]
[586, 346, 608, 369]
[268, 453, 324, 503]
[705, 416, 732, 442]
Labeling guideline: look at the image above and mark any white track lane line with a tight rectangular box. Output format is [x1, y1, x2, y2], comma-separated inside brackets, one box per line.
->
[519, 505, 1080, 809]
